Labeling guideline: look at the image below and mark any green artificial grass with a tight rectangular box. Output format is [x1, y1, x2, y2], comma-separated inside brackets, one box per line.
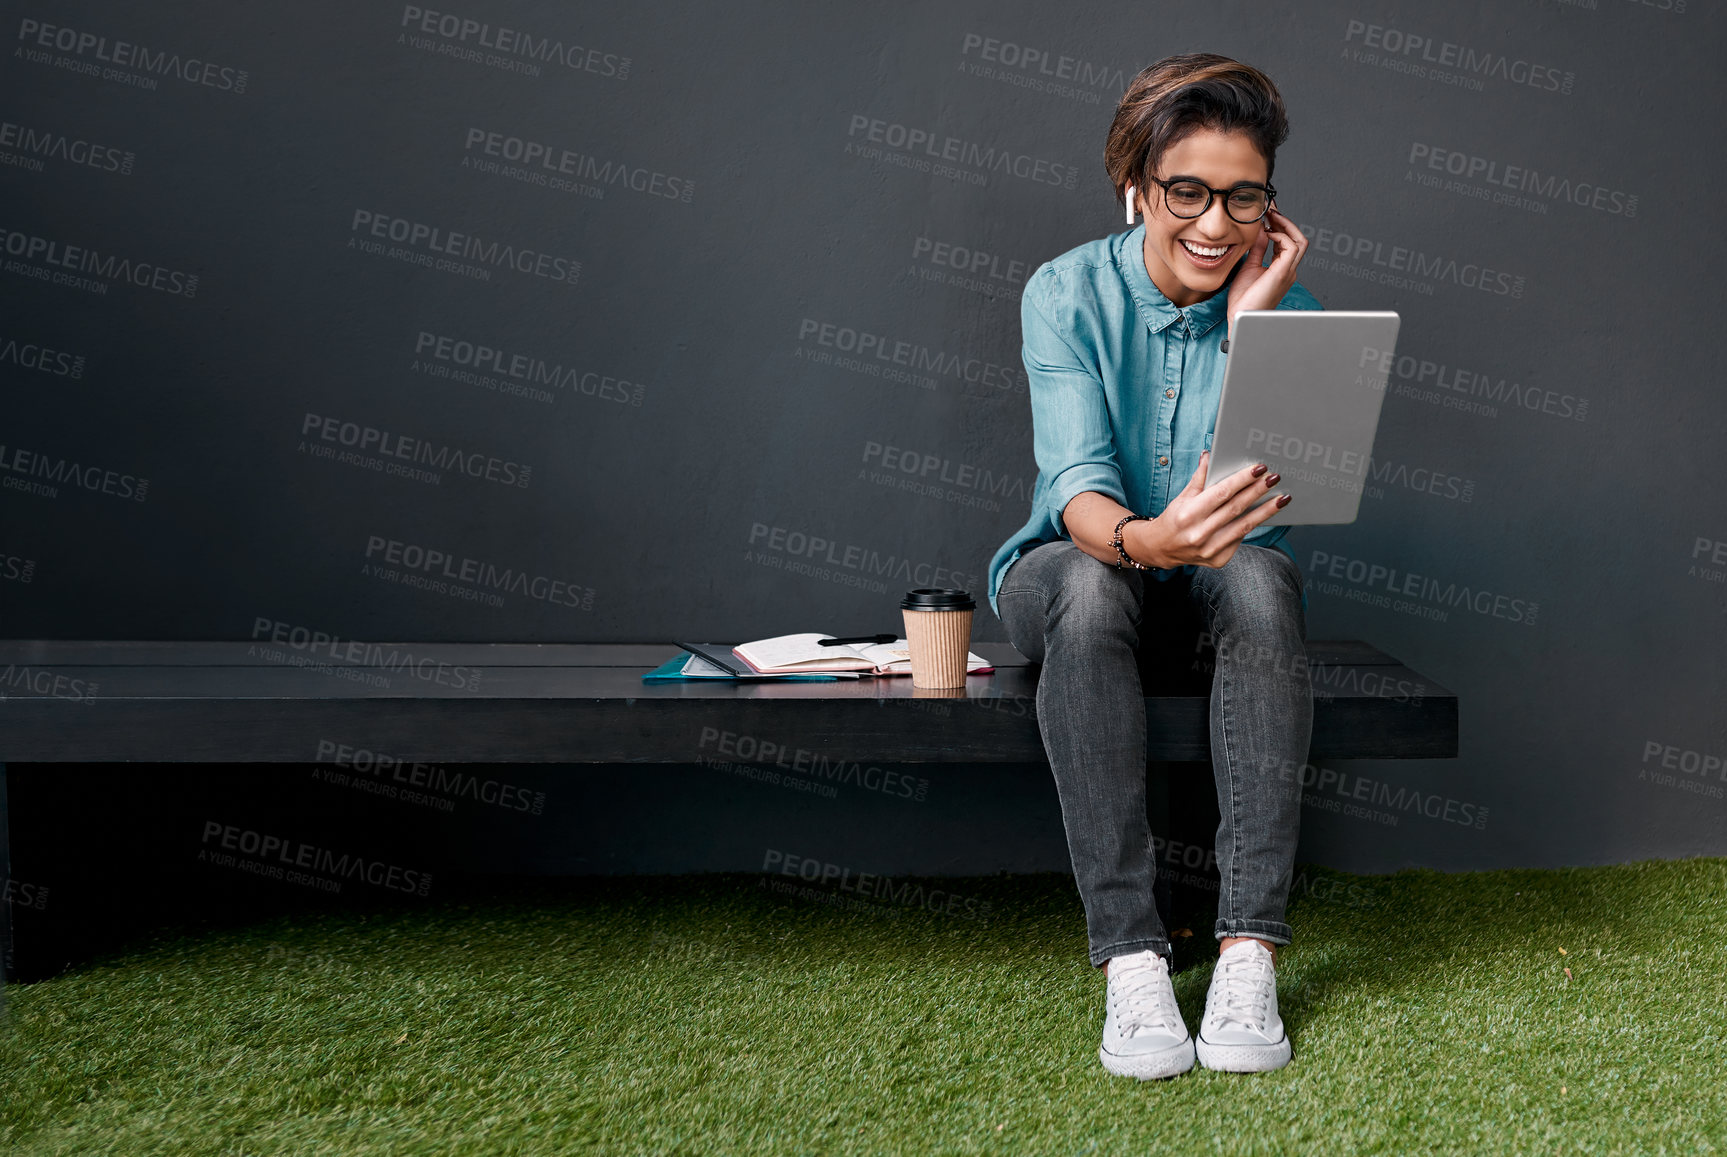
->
[2, 858, 1725, 1156]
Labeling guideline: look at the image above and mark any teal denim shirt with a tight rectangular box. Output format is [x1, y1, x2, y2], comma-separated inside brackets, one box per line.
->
[986, 223, 1322, 619]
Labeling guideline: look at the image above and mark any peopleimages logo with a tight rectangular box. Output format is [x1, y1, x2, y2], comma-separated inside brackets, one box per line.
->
[15, 17, 250, 93]
[0, 226, 197, 296]
[761, 849, 993, 923]
[1407, 142, 1636, 217]
[909, 234, 1031, 299]
[1297, 220, 1525, 298]
[747, 522, 980, 595]
[1692, 535, 1727, 584]
[956, 32, 1127, 105]
[958, 33, 1126, 89]
[1268, 756, 1490, 830]
[348, 210, 580, 285]
[1, 874, 49, 911]
[398, 5, 629, 79]
[1242, 427, 1475, 504]
[861, 439, 1030, 497]
[845, 114, 1078, 190]
[412, 330, 645, 406]
[1636, 737, 1724, 802]
[1358, 343, 1587, 423]
[1308, 549, 1539, 626]
[0, 550, 36, 584]
[698, 727, 930, 803]
[0, 663, 98, 703]
[363, 535, 596, 611]
[1341, 19, 1575, 95]
[1642, 739, 1726, 784]
[199, 821, 432, 896]
[299, 412, 532, 489]
[0, 442, 148, 502]
[462, 127, 692, 202]
[249, 617, 485, 691]
[796, 317, 1025, 395]
[0, 333, 86, 378]
[0, 117, 135, 176]
[315, 739, 547, 815]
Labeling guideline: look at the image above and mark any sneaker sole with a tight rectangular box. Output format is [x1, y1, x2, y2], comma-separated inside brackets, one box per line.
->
[1195, 1034, 1292, 1073]
[1098, 1037, 1196, 1080]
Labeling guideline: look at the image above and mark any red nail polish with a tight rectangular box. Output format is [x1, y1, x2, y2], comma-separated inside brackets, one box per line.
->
[1265, 473, 1281, 487]
[1276, 493, 1292, 507]
[1251, 463, 1268, 477]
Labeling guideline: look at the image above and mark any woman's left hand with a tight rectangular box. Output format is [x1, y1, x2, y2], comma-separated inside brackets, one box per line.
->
[1226, 204, 1308, 333]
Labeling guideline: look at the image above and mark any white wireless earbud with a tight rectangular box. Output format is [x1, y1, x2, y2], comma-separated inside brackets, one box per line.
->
[1125, 184, 1136, 225]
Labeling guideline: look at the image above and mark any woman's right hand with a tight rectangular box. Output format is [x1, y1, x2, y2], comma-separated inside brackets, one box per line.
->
[1130, 451, 1292, 569]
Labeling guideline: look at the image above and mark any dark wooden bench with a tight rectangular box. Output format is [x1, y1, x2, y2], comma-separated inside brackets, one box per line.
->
[0, 638, 1457, 984]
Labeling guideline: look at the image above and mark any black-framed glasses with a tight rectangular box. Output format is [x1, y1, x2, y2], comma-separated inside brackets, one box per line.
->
[1146, 175, 1276, 224]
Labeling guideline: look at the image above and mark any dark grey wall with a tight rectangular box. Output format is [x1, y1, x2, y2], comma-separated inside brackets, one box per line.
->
[4, 2, 1723, 882]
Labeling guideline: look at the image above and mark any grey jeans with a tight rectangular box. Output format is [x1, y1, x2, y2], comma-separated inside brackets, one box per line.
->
[995, 538, 1312, 968]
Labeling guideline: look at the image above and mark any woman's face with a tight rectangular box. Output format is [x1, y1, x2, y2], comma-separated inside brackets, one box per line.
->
[1134, 128, 1272, 308]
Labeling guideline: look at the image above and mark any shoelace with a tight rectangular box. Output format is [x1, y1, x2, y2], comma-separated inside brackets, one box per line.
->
[1207, 949, 1276, 1032]
[1108, 953, 1182, 1038]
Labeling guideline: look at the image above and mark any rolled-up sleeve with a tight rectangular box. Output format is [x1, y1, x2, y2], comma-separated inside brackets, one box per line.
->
[1022, 278, 1126, 538]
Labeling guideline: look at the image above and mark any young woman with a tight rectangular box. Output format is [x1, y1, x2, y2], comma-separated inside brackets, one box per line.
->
[986, 54, 1318, 1080]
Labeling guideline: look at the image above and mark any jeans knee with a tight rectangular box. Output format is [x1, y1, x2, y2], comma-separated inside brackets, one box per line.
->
[1047, 554, 1140, 641]
[1200, 548, 1304, 643]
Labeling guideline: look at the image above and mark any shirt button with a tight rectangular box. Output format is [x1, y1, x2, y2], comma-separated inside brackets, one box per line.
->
[1158, 455, 1169, 466]
[1164, 388, 1175, 398]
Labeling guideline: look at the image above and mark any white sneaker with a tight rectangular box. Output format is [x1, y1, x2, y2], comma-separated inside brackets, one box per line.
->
[1098, 948, 1195, 1080]
[1195, 940, 1291, 1072]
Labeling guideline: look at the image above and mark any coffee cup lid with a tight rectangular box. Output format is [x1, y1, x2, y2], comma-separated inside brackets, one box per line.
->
[900, 588, 975, 611]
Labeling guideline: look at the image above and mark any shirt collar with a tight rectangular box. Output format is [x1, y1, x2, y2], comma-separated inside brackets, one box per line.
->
[1114, 223, 1230, 338]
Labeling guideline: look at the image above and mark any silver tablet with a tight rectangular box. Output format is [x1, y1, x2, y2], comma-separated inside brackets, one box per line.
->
[1205, 309, 1402, 526]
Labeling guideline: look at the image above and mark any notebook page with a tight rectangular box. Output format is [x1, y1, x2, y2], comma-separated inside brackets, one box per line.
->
[733, 633, 872, 671]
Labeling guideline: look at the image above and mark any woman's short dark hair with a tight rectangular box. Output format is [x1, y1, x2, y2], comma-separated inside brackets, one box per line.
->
[1104, 53, 1290, 213]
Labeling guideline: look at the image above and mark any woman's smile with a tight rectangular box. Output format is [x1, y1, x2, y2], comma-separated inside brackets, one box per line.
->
[1176, 238, 1235, 269]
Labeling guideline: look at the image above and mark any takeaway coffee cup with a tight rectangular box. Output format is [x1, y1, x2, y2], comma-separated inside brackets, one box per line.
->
[900, 588, 975, 689]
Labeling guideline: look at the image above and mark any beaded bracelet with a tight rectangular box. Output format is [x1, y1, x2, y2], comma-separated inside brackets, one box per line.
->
[1111, 513, 1151, 570]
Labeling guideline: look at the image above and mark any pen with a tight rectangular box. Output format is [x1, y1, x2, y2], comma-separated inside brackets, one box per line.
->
[818, 633, 899, 646]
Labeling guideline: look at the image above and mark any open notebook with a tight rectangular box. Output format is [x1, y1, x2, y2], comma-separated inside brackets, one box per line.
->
[732, 633, 991, 676]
